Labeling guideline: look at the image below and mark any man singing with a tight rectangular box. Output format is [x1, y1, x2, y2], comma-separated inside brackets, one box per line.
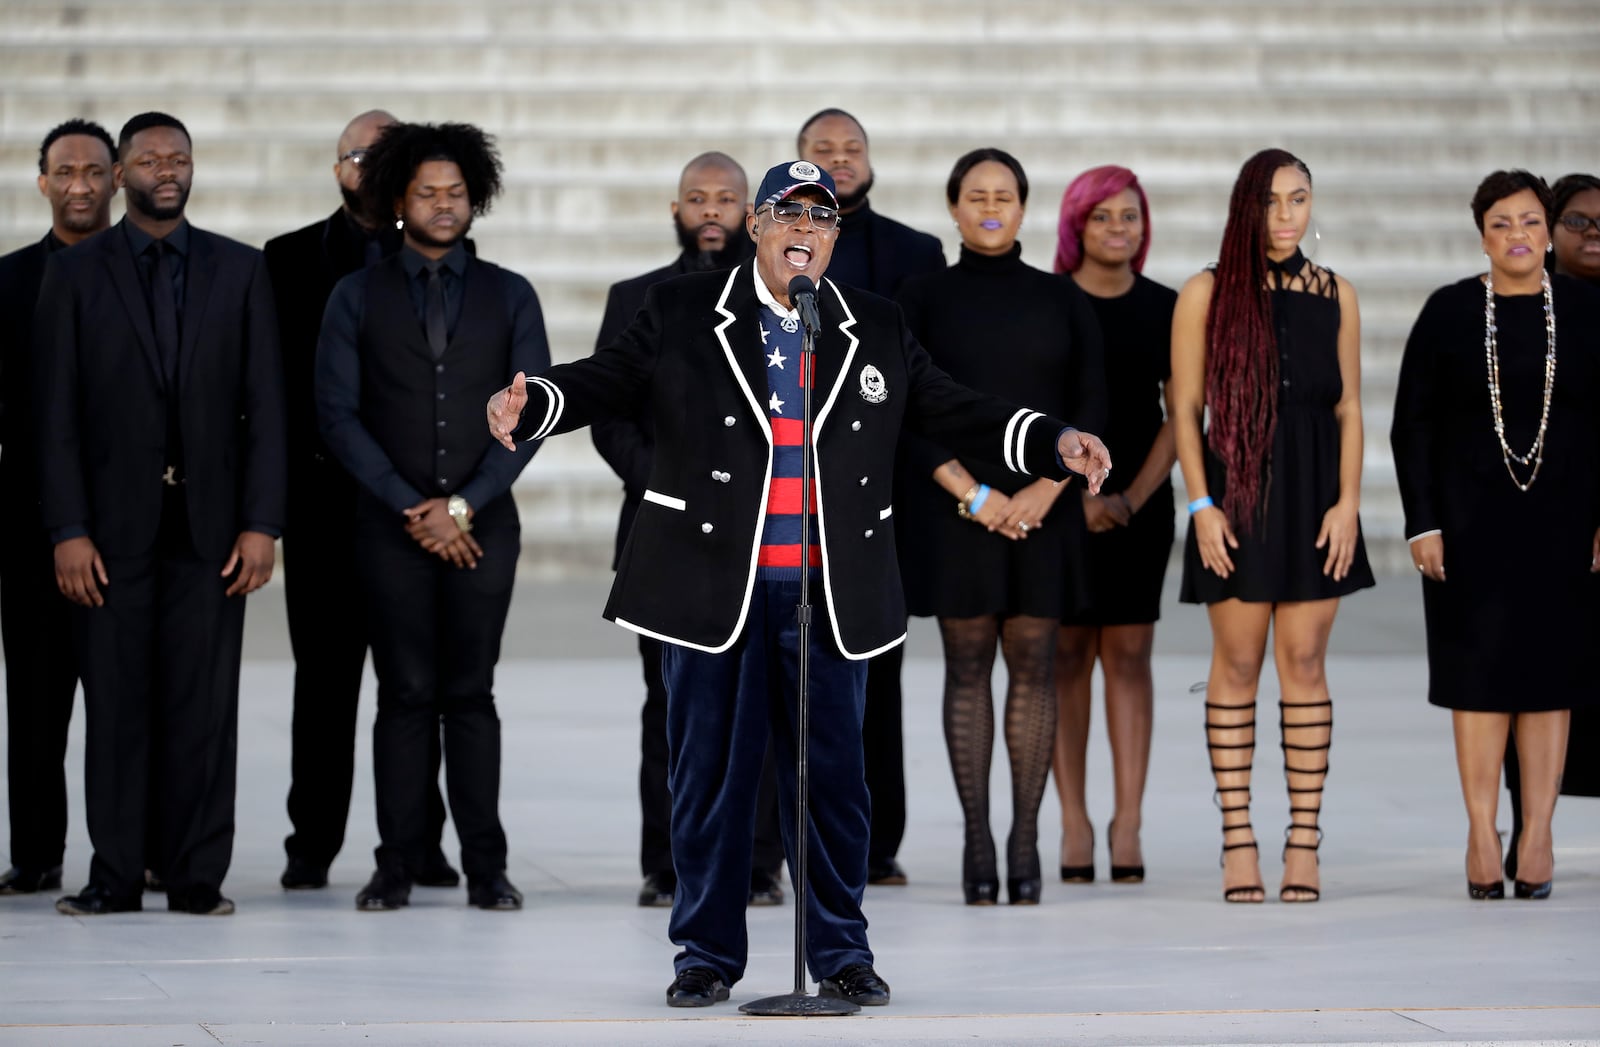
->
[488, 161, 1111, 1007]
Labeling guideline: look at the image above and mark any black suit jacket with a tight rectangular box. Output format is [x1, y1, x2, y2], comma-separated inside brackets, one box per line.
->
[827, 202, 947, 299]
[0, 234, 55, 513]
[264, 209, 397, 469]
[513, 264, 1074, 658]
[34, 220, 287, 560]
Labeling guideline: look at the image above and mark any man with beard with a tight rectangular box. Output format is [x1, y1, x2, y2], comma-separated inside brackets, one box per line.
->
[489, 160, 1111, 1007]
[37, 112, 287, 916]
[315, 121, 548, 912]
[797, 108, 947, 888]
[0, 119, 116, 897]
[264, 110, 459, 893]
[590, 153, 784, 910]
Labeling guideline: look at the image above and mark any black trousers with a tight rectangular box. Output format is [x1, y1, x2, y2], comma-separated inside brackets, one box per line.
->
[76, 495, 245, 901]
[637, 634, 784, 880]
[0, 511, 79, 872]
[355, 493, 517, 883]
[862, 642, 906, 865]
[281, 461, 447, 870]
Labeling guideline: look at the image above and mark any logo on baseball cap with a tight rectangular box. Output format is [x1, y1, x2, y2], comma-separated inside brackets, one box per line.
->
[757, 160, 839, 209]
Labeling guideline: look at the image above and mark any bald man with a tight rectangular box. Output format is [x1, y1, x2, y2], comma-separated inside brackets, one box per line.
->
[263, 110, 456, 891]
[590, 152, 784, 909]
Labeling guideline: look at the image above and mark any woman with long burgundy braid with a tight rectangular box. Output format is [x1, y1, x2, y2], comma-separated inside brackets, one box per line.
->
[1169, 148, 1374, 904]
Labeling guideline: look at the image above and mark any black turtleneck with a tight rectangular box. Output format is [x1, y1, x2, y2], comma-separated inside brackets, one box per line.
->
[895, 242, 1106, 487]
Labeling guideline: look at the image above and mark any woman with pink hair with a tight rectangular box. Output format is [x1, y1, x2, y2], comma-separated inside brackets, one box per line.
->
[1051, 166, 1177, 887]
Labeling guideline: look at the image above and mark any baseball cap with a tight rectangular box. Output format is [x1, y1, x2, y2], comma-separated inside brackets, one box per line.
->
[755, 160, 839, 209]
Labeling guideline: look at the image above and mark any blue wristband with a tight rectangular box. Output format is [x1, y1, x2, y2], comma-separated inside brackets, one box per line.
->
[1187, 496, 1214, 515]
[969, 484, 992, 515]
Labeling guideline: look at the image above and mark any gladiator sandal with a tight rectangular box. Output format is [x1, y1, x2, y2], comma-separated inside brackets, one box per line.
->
[1279, 698, 1332, 903]
[1206, 699, 1262, 903]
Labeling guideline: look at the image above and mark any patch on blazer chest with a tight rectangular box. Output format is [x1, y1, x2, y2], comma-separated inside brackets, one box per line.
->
[858, 363, 887, 404]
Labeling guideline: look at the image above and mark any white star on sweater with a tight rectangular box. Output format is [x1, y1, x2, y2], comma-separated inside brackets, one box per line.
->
[766, 348, 787, 369]
[769, 392, 785, 414]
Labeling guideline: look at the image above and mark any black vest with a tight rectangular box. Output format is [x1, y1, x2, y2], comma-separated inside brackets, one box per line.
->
[357, 255, 511, 498]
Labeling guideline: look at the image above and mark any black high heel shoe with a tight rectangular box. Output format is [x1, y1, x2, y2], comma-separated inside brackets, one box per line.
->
[1107, 818, 1144, 884]
[1006, 877, 1041, 905]
[1513, 878, 1552, 900]
[1008, 843, 1042, 905]
[1466, 878, 1504, 900]
[962, 840, 998, 906]
[1059, 826, 1094, 883]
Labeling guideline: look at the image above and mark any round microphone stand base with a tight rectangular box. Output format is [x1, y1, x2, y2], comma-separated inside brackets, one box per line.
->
[739, 991, 861, 1017]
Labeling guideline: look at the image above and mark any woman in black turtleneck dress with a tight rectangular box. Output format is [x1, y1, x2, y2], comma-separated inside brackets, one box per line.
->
[896, 148, 1105, 906]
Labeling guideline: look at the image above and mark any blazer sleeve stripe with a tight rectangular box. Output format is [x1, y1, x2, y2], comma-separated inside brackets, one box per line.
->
[1013, 411, 1043, 474]
[525, 375, 564, 441]
[1002, 408, 1025, 473]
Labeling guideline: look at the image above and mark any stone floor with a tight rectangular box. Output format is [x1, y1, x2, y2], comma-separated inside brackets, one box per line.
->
[1, 575, 1596, 1045]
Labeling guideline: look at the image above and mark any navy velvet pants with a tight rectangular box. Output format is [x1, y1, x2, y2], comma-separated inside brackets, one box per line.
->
[661, 577, 873, 985]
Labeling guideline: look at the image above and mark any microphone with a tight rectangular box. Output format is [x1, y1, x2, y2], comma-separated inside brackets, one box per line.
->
[788, 275, 820, 335]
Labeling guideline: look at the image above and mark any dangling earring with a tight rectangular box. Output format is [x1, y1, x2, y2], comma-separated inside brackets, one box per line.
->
[395, 214, 403, 231]
[1547, 242, 1554, 253]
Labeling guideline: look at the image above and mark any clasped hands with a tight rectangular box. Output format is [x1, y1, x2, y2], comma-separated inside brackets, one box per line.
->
[405, 498, 481, 568]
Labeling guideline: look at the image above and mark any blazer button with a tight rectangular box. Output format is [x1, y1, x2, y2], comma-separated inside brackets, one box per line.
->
[437, 393, 446, 401]
[858, 476, 868, 486]
[438, 478, 448, 487]
[724, 416, 736, 427]
[437, 448, 447, 456]
[701, 522, 714, 534]
[435, 364, 445, 373]
[851, 420, 861, 431]
[864, 529, 874, 538]
[437, 420, 447, 427]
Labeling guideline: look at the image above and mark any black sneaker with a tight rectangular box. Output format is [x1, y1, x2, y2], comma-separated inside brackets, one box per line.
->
[355, 867, 412, 911]
[638, 870, 675, 908]
[666, 966, 730, 1008]
[747, 868, 785, 907]
[819, 963, 891, 1006]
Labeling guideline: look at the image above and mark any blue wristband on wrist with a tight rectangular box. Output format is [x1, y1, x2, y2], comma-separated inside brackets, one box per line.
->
[1187, 496, 1214, 515]
[969, 484, 992, 515]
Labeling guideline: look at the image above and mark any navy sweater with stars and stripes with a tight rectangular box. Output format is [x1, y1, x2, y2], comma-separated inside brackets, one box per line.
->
[755, 310, 818, 578]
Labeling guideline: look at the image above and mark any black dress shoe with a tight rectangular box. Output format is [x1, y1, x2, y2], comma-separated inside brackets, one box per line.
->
[748, 868, 785, 907]
[467, 873, 523, 911]
[818, 963, 890, 1006]
[866, 858, 907, 886]
[55, 885, 141, 915]
[413, 851, 461, 888]
[638, 870, 675, 908]
[0, 864, 63, 895]
[167, 886, 235, 915]
[355, 867, 412, 911]
[280, 856, 329, 890]
[666, 966, 729, 1007]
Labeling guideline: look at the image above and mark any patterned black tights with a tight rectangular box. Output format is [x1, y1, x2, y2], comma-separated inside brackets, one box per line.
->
[939, 614, 1059, 884]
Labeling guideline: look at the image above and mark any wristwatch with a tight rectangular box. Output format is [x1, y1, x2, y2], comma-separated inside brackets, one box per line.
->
[447, 495, 473, 533]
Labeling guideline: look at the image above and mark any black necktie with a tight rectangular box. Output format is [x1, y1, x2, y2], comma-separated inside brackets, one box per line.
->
[150, 241, 180, 387]
[424, 261, 448, 359]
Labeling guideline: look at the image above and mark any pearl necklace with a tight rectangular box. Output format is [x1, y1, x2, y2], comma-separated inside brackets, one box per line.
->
[1482, 269, 1556, 492]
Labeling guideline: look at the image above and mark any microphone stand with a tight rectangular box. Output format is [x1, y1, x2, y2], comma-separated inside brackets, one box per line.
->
[741, 282, 859, 1018]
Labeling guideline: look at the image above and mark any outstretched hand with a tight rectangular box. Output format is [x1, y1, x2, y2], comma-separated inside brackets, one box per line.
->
[488, 371, 529, 451]
[1057, 429, 1112, 495]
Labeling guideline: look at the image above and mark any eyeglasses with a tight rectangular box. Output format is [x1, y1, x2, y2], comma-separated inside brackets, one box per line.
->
[760, 199, 840, 230]
[1558, 213, 1600, 234]
[339, 149, 369, 166]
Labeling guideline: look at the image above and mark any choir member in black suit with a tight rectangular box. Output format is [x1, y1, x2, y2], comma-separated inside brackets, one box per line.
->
[1391, 169, 1600, 901]
[588, 151, 788, 909]
[0, 119, 116, 897]
[798, 108, 947, 887]
[316, 121, 548, 912]
[38, 112, 287, 916]
[896, 148, 1105, 905]
[264, 109, 458, 892]
[1050, 165, 1177, 887]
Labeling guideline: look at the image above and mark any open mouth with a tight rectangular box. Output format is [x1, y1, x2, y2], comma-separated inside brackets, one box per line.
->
[783, 244, 813, 269]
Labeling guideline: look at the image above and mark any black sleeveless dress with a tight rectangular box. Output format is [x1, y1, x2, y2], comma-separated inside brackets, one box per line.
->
[1180, 254, 1375, 604]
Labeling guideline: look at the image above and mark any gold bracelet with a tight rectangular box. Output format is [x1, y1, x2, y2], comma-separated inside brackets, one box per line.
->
[956, 484, 980, 519]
